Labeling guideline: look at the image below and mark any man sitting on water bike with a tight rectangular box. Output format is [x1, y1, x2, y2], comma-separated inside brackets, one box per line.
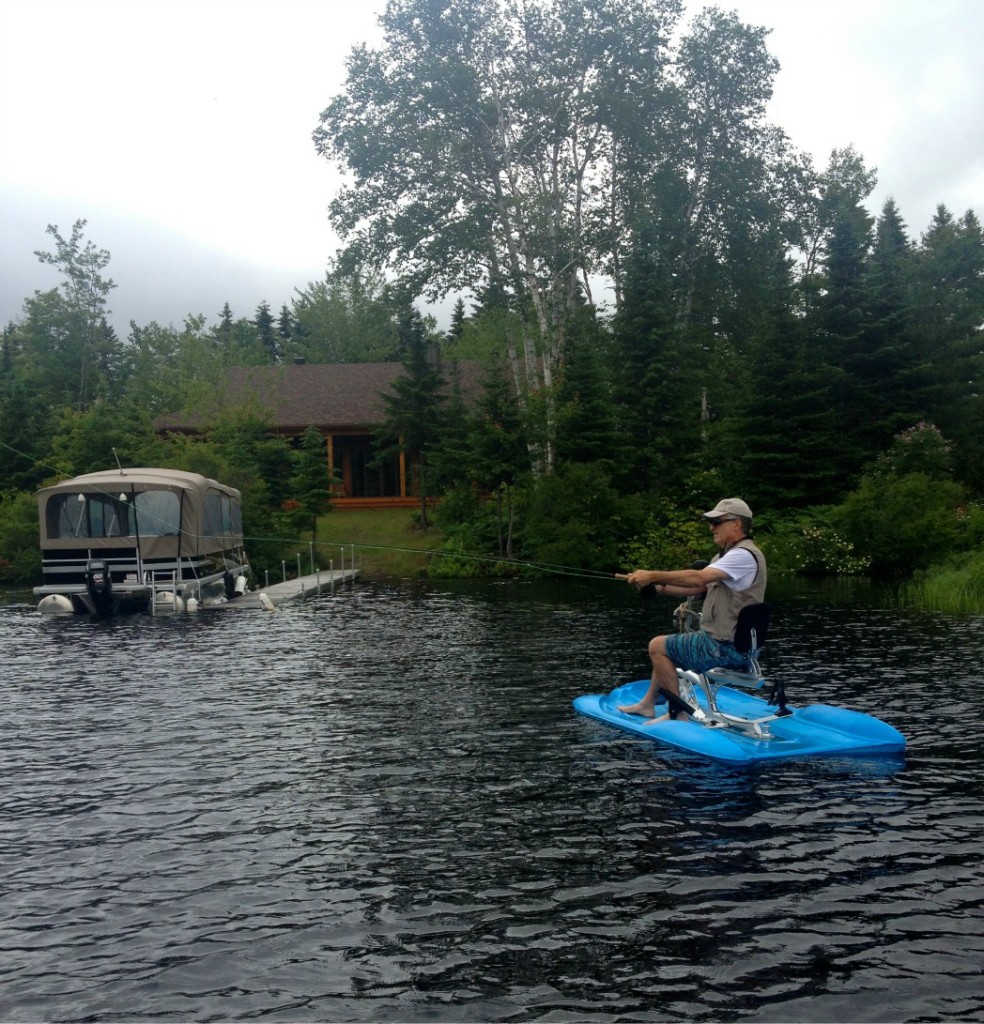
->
[617, 498, 767, 723]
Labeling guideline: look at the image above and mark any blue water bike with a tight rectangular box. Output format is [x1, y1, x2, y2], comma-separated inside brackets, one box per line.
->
[573, 589, 905, 765]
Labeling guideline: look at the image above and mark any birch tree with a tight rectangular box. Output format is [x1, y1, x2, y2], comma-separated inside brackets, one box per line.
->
[30, 220, 117, 409]
[314, 0, 681, 451]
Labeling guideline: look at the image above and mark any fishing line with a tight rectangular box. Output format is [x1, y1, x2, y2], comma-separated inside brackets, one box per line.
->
[245, 536, 625, 583]
[2, 437, 625, 583]
[0, 437, 71, 479]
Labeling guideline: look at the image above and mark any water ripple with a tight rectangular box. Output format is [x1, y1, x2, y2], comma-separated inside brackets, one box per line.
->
[1, 582, 982, 1021]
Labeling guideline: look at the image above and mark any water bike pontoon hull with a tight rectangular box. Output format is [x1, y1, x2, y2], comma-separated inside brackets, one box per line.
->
[34, 468, 250, 615]
[573, 679, 906, 764]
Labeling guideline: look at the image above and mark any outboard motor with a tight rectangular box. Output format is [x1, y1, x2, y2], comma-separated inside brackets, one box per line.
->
[85, 559, 114, 615]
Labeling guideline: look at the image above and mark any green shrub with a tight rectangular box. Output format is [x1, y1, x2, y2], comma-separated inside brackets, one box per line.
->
[621, 498, 716, 571]
[519, 463, 644, 573]
[765, 514, 871, 576]
[833, 471, 965, 576]
[429, 484, 519, 575]
[871, 421, 953, 479]
[0, 489, 42, 585]
[429, 535, 489, 578]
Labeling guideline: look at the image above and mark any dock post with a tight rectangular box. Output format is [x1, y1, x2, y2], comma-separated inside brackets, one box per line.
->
[282, 560, 286, 583]
[310, 541, 315, 575]
[330, 559, 335, 596]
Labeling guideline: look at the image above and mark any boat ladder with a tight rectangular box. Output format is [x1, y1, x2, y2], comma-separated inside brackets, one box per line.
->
[149, 569, 181, 614]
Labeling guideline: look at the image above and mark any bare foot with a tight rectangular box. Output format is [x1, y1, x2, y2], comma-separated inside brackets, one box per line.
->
[616, 700, 656, 718]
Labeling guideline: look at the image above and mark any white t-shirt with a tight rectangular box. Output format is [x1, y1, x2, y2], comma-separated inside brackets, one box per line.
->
[713, 547, 758, 592]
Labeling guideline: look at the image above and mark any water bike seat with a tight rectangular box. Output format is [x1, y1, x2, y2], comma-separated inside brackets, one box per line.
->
[703, 602, 771, 691]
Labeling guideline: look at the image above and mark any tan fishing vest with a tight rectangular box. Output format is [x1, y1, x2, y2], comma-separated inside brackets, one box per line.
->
[700, 538, 767, 642]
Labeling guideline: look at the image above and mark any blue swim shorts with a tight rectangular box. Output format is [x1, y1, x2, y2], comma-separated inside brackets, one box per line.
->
[664, 630, 750, 675]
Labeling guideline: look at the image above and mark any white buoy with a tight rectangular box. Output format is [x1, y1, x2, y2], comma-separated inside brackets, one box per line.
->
[235, 574, 247, 595]
[259, 592, 276, 612]
[155, 591, 185, 613]
[38, 594, 74, 615]
[187, 597, 199, 613]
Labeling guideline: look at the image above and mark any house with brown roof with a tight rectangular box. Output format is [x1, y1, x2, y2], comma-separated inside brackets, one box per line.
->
[155, 360, 482, 508]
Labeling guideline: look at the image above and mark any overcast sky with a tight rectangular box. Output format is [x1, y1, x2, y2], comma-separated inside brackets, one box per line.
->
[1, 0, 981, 334]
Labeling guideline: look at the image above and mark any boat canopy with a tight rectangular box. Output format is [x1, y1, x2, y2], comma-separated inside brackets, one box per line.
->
[36, 468, 244, 560]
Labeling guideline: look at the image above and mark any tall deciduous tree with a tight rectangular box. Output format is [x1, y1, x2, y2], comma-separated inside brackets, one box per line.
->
[314, 0, 682, 444]
[315, 0, 808, 481]
[292, 264, 401, 363]
[662, 7, 788, 328]
[798, 145, 878, 292]
[25, 220, 118, 410]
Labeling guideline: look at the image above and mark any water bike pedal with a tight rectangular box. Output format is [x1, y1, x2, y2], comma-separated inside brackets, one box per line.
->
[657, 687, 698, 721]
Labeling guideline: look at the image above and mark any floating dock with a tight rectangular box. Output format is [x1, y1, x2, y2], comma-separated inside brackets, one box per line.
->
[206, 569, 359, 611]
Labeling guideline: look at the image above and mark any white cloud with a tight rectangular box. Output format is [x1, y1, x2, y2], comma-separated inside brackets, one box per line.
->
[1, 0, 981, 331]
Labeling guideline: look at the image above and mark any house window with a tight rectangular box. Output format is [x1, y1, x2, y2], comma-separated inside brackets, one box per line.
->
[333, 435, 405, 498]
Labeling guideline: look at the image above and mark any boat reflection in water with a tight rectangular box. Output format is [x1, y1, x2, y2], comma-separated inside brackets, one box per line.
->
[33, 467, 250, 615]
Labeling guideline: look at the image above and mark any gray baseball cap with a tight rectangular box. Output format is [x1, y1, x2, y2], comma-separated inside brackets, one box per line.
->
[702, 498, 753, 521]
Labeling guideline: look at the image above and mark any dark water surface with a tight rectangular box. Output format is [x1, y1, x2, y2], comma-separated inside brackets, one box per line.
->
[2, 578, 983, 1023]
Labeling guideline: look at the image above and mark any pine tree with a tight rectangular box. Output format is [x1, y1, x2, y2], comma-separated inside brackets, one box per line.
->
[291, 426, 333, 541]
[915, 207, 984, 487]
[374, 309, 446, 527]
[554, 317, 622, 474]
[611, 231, 705, 495]
[811, 195, 875, 481]
[447, 297, 467, 348]
[862, 199, 930, 436]
[277, 304, 295, 355]
[215, 302, 234, 353]
[253, 301, 279, 363]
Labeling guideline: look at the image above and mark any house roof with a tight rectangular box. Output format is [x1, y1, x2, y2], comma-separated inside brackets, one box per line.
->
[156, 360, 484, 435]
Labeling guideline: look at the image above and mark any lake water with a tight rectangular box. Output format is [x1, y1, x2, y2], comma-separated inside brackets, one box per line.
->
[1, 577, 983, 1022]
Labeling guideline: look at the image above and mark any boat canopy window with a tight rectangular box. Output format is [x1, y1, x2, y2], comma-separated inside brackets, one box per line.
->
[133, 490, 181, 537]
[48, 492, 132, 539]
[203, 489, 241, 537]
[46, 489, 181, 539]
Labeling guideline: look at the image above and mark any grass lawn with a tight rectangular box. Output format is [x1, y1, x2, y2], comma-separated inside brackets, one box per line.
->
[309, 508, 448, 579]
